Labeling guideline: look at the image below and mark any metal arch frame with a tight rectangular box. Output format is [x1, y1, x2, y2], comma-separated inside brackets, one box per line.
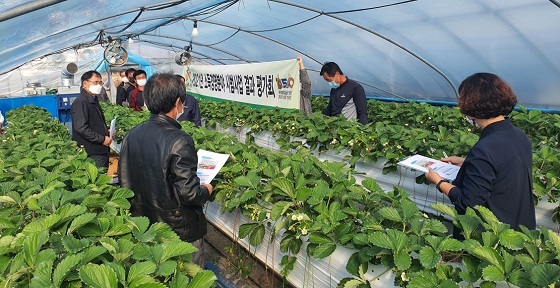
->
[153, 20, 321, 64]
[121, 16, 410, 100]
[2, 0, 231, 58]
[114, 3, 454, 100]
[177, 20, 410, 100]
[2, 9, 413, 99]
[3, 0, 453, 100]
[267, 0, 459, 99]
[0, 2, 231, 74]
[0, 0, 67, 22]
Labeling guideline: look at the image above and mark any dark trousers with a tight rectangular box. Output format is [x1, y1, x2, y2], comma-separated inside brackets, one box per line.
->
[89, 154, 109, 168]
[191, 238, 205, 268]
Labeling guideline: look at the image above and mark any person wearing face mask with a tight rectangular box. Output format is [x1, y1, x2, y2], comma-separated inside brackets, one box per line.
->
[425, 73, 535, 238]
[98, 79, 110, 103]
[118, 73, 213, 268]
[175, 75, 202, 127]
[125, 68, 137, 91]
[115, 69, 129, 106]
[127, 70, 147, 112]
[70, 70, 113, 167]
[320, 62, 368, 125]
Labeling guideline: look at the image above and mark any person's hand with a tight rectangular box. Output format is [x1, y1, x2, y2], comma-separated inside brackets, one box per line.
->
[441, 156, 465, 167]
[297, 56, 305, 70]
[425, 167, 443, 185]
[102, 136, 112, 146]
[202, 183, 213, 195]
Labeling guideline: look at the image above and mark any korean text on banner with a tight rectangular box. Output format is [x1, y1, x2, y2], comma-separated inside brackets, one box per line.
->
[185, 59, 300, 109]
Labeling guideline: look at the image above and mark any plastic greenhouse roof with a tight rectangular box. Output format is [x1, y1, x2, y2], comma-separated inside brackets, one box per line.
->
[1, 0, 559, 110]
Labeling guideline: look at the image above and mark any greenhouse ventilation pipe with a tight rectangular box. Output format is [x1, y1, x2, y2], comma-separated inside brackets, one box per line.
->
[0, 0, 66, 22]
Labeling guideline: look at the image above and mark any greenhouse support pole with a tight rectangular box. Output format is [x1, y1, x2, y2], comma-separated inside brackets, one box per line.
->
[0, 0, 67, 22]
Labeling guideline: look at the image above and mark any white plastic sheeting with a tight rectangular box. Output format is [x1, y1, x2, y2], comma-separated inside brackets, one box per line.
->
[0, 45, 189, 98]
[205, 201, 398, 288]
[1, 0, 560, 109]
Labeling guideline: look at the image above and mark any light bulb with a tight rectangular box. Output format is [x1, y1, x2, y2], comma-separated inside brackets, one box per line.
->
[128, 37, 134, 44]
[192, 21, 199, 37]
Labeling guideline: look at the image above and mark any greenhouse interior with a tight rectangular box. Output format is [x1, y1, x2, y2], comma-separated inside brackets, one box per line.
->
[1, 1, 560, 287]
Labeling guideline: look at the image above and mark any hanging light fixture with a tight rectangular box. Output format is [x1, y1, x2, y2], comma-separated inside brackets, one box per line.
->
[128, 36, 134, 44]
[191, 21, 199, 37]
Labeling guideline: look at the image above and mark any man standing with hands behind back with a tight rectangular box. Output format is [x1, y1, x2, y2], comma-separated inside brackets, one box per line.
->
[118, 73, 212, 267]
[320, 62, 368, 125]
[71, 70, 112, 168]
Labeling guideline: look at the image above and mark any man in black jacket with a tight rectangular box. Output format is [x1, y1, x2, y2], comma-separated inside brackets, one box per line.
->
[115, 69, 128, 106]
[175, 75, 202, 127]
[118, 73, 213, 267]
[71, 71, 112, 167]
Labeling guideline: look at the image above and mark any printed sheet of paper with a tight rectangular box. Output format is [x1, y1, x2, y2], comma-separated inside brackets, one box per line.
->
[109, 117, 116, 139]
[110, 141, 121, 154]
[109, 117, 120, 153]
[197, 149, 229, 184]
[398, 154, 460, 181]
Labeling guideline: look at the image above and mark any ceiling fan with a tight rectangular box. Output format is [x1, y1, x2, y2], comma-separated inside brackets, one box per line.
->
[175, 44, 192, 66]
[104, 40, 128, 66]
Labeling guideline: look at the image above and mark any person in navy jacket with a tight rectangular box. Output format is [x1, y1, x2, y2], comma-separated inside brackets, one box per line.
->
[426, 73, 536, 238]
[320, 62, 368, 125]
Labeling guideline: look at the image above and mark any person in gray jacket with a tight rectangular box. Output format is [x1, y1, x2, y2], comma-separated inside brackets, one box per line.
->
[118, 73, 212, 267]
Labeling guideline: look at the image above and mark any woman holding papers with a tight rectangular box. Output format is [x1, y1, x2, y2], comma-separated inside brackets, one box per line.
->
[425, 73, 535, 238]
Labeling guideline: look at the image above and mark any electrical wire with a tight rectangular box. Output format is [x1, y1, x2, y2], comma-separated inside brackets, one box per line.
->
[205, 29, 240, 46]
[325, 0, 418, 15]
[105, 0, 227, 35]
[148, 0, 190, 11]
[244, 1, 417, 33]
[193, 0, 239, 20]
[109, 7, 146, 34]
[244, 14, 322, 33]
[136, 1, 237, 36]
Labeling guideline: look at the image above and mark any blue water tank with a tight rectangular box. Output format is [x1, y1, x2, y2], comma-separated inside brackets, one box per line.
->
[0, 95, 59, 123]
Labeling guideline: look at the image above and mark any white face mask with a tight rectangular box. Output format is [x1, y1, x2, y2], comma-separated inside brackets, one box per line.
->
[328, 81, 340, 89]
[465, 116, 478, 129]
[176, 105, 184, 120]
[122, 77, 129, 83]
[89, 84, 102, 95]
[136, 79, 147, 87]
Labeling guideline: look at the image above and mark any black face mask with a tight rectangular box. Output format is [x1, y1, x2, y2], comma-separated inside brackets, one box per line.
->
[128, 76, 135, 84]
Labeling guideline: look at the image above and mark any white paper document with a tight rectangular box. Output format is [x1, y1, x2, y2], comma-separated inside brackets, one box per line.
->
[110, 141, 121, 154]
[109, 117, 116, 138]
[197, 149, 229, 184]
[398, 154, 460, 181]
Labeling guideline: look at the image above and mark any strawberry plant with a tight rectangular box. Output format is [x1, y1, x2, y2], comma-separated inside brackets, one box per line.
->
[197, 98, 560, 206]
[61, 103, 560, 287]
[0, 106, 216, 287]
